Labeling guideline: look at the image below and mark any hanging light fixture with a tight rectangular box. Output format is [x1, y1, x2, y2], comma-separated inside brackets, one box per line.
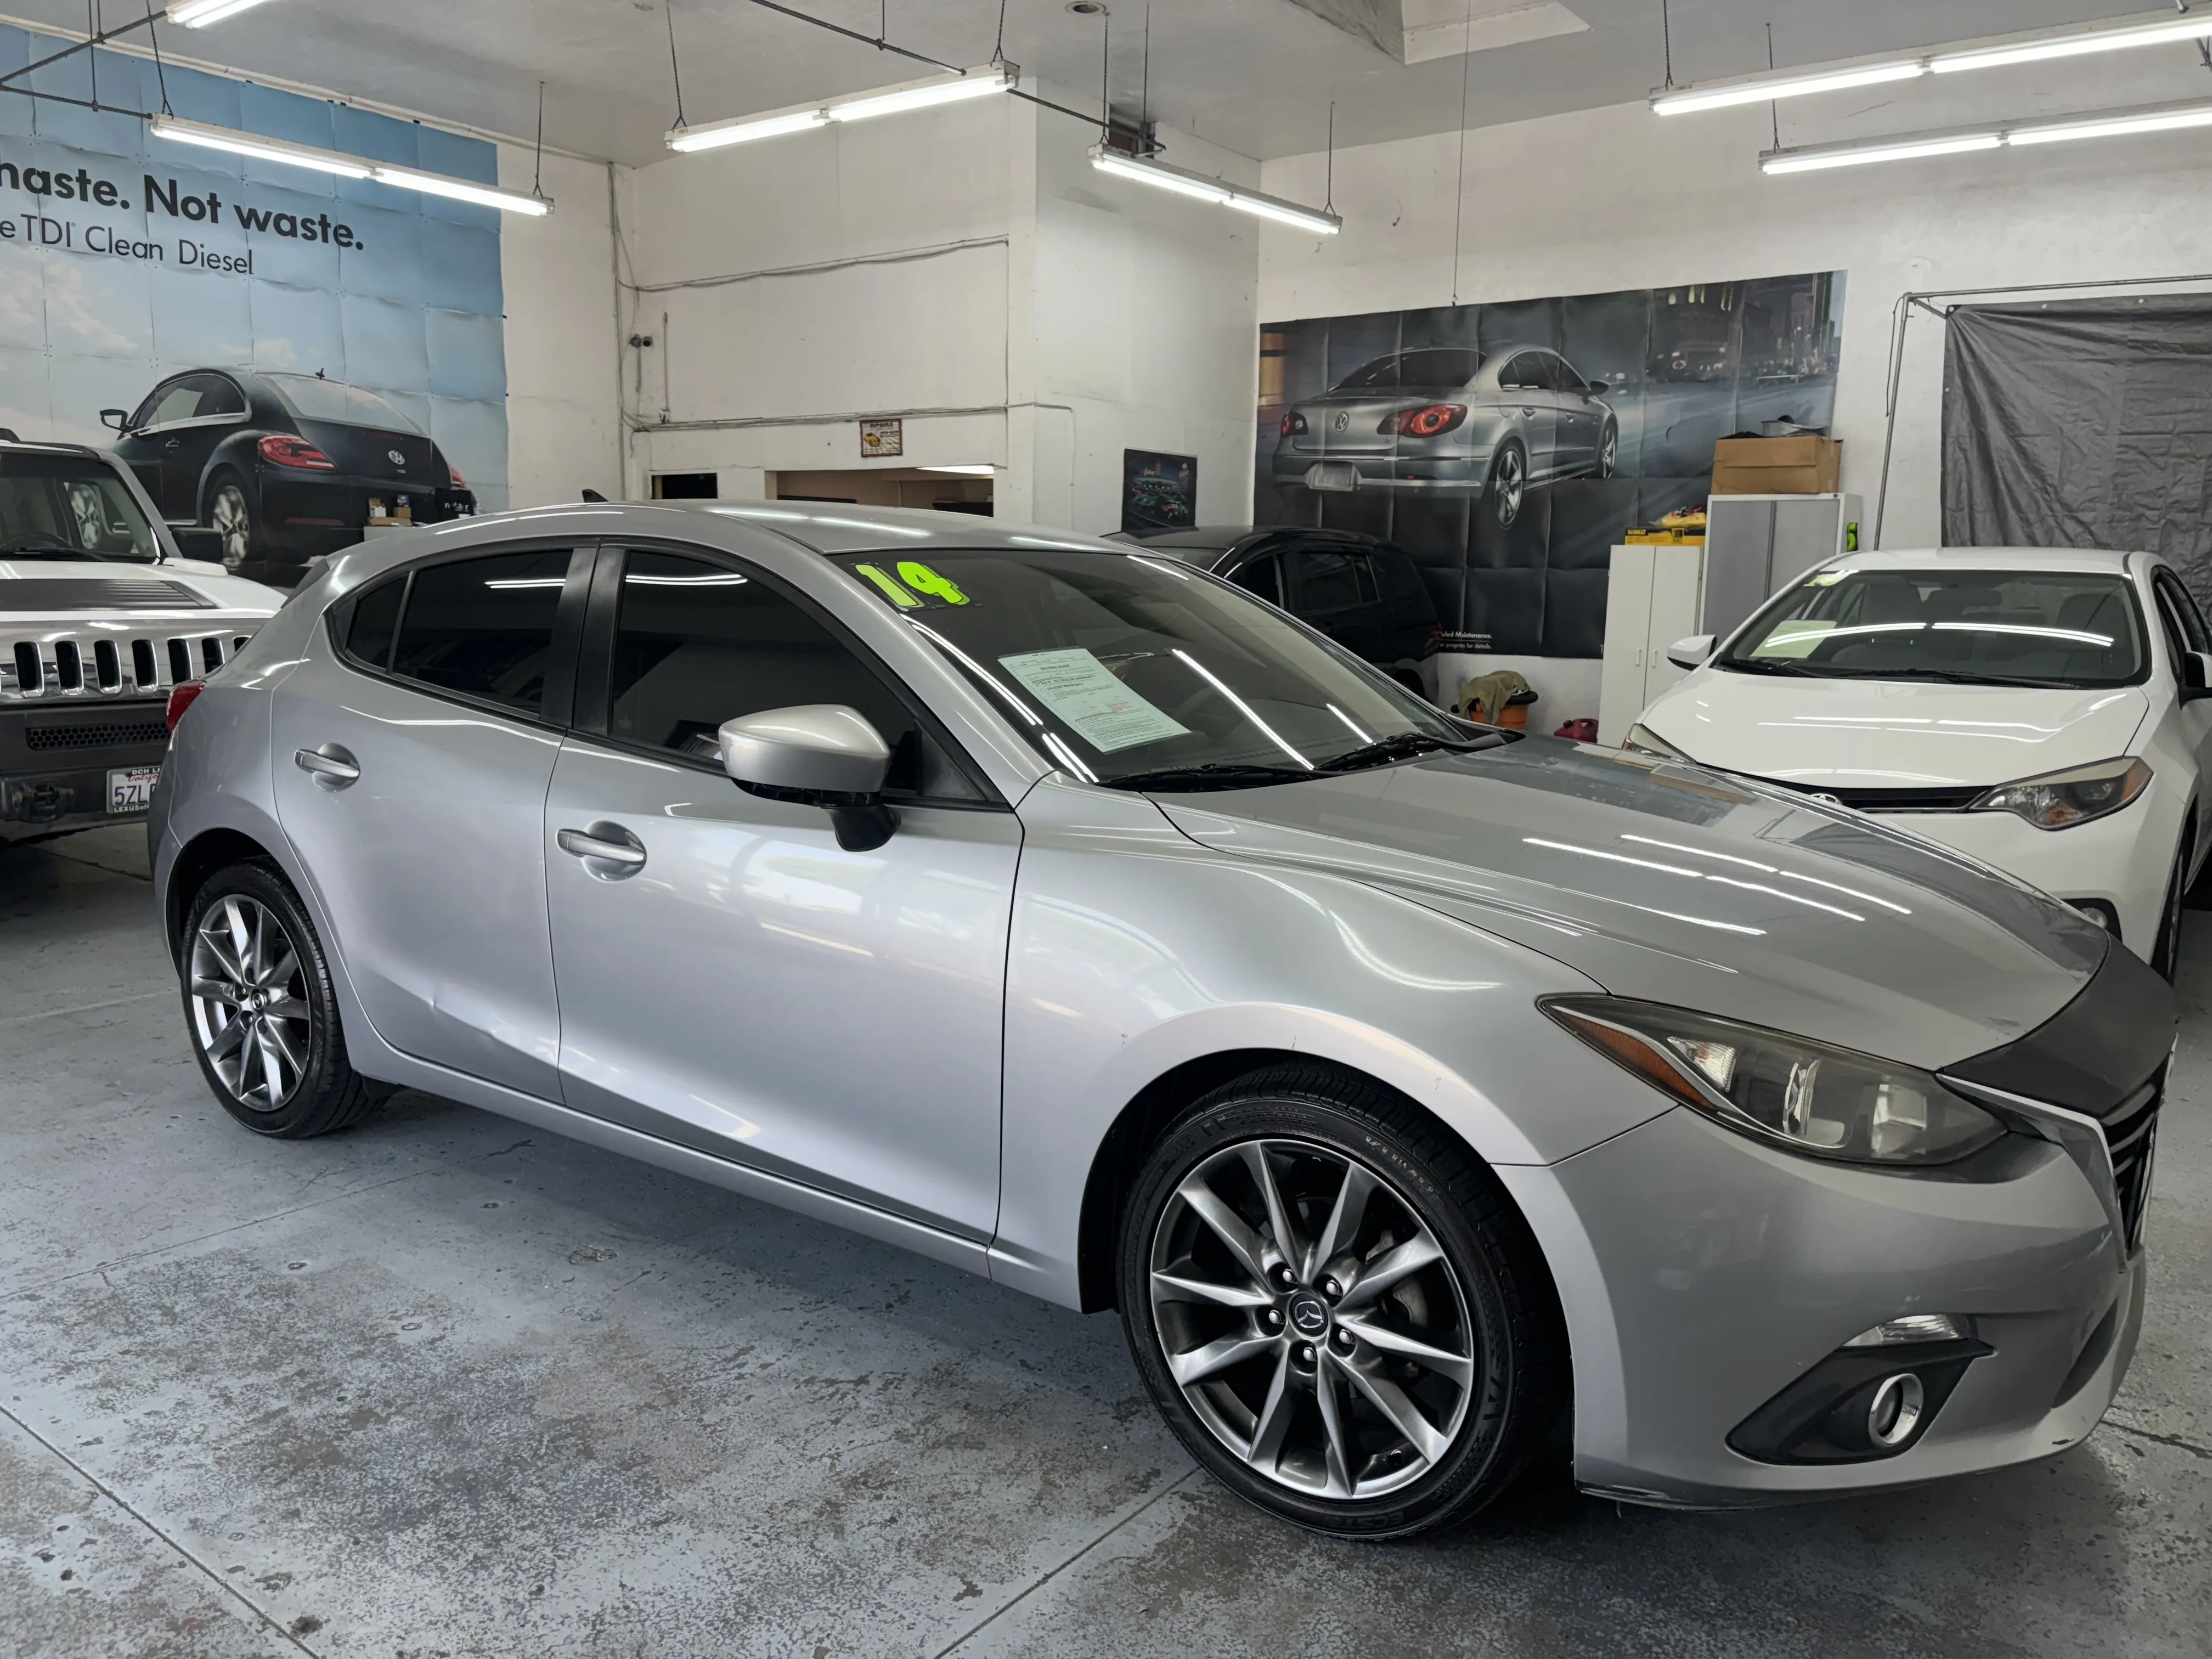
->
[1760, 94, 2212, 174]
[1088, 148, 1341, 234]
[148, 116, 553, 215]
[667, 64, 1015, 154]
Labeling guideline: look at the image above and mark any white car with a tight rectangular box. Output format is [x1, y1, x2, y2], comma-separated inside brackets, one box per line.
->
[1629, 546, 2211, 977]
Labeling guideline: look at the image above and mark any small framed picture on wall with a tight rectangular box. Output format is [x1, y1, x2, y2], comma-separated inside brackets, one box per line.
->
[1121, 449, 1197, 534]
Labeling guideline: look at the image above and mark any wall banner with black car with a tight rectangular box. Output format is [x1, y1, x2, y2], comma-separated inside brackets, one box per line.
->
[0, 22, 509, 514]
[1255, 270, 1844, 659]
[1122, 449, 1197, 535]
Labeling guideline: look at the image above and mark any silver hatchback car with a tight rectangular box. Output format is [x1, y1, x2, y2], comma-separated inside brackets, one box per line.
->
[151, 503, 2167, 1537]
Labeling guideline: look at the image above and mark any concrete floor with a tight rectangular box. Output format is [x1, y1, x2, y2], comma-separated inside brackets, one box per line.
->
[1, 830, 2206, 1659]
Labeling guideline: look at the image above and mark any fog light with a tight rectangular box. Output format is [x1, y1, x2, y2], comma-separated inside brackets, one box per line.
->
[1866, 1373, 1925, 1448]
[1844, 1313, 1970, 1347]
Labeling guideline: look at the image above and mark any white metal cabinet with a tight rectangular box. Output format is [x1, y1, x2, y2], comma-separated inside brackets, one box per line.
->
[1598, 543, 1705, 746]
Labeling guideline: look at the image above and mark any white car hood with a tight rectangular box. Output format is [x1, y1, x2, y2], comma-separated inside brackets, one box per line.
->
[0, 557, 283, 615]
[1640, 671, 2151, 790]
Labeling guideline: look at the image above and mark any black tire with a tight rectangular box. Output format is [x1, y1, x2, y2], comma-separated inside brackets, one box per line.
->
[204, 472, 255, 572]
[1596, 419, 1619, 479]
[179, 859, 383, 1138]
[1486, 441, 1527, 529]
[2152, 832, 2190, 981]
[1116, 1064, 1566, 1539]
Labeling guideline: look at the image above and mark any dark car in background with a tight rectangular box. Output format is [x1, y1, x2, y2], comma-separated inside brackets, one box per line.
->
[102, 369, 475, 585]
[1112, 524, 1441, 694]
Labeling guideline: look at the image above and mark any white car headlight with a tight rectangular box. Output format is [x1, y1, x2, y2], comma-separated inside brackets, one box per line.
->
[1622, 723, 1689, 761]
[1543, 996, 2007, 1166]
[1969, 756, 2151, 831]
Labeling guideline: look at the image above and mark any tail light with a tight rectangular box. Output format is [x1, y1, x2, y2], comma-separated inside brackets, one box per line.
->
[1280, 411, 1307, 436]
[1379, 403, 1467, 438]
[447, 461, 468, 489]
[165, 680, 204, 732]
[258, 434, 335, 471]
[1425, 623, 1444, 642]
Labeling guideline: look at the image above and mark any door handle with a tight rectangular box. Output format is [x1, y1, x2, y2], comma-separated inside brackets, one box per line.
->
[162, 439, 181, 451]
[1521, 406, 1537, 416]
[558, 823, 647, 877]
[294, 744, 359, 789]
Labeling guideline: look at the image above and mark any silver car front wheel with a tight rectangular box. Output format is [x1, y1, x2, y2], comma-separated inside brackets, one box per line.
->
[1489, 443, 1526, 528]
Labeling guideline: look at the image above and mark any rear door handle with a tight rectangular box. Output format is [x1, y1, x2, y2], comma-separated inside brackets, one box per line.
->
[558, 823, 647, 877]
[294, 744, 359, 789]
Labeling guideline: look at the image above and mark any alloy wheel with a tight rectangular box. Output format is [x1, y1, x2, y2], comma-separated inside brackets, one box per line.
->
[188, 894, 312, 1111]
[66, 481, 105, 551]
[1493, 448, 1525, 527]
[210, 485, 251, 569]
[1148, 1137, 1475, 1501]
[1598, 425, 1618, 479]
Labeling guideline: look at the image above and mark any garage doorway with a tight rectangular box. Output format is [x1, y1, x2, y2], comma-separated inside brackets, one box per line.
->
[769, 467, 994, 516]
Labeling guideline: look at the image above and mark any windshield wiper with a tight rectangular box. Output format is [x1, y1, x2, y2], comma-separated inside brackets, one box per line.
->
[1318, 730, 1509, 772]
[1106, 762, 1318, 792]
[1716, 657, 1822, 676]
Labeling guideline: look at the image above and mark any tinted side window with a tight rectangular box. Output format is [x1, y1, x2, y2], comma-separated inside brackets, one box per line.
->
[1291, 550, 1374, 614]
[198, 376, 247, 419]
[344, 576, 405, 669]
[390, 549, 569, 715]
[607, 549, 975, 799]
[1500, 354, 1545, 391]
[143, 381, 204, 427]
[2155, 572, 2210, 653]
[1229, 554, 1281, 605]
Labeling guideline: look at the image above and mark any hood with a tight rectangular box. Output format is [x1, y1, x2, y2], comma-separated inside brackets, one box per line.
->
[1640, 671, 2150, 790]
[1155, 738, 2107, 1069]
[0, 558, 284, 617]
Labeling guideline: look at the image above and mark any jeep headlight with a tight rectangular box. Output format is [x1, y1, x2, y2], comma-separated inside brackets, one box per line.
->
[1543, 997, 2006, 1166]
[1969, 756, 2151, 830]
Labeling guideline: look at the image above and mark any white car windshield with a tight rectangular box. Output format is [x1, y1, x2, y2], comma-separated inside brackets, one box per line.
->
[1719, 567, 2148, 690]
[0, 453, 160, 562]
[832, 548, 1490, 789]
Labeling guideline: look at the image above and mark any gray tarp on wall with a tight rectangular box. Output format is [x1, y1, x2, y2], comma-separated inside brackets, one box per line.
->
[1942, 296, 2212, 605]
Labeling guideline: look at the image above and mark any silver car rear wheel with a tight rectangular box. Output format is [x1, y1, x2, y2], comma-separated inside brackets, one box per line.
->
[189, 894, 312, 1111]
[1149, 1137, 1476, 1502]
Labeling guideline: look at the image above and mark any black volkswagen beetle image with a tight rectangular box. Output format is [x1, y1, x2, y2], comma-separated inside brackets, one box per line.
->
[101, 368, 475, 584]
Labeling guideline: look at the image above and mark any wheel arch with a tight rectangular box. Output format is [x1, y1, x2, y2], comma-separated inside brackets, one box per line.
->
[165, 825, 278, 963]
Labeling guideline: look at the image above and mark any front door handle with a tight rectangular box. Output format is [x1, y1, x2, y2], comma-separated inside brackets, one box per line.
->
[558, 823, 647, 878]
[1521, 406, 1537, 416]
[294, 744, 359, 789]
[162, 438, 182, 451]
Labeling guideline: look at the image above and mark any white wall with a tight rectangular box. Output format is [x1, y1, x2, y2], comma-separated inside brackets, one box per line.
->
[499, 146, 623, 509]
[1259, 78, 2212, 551]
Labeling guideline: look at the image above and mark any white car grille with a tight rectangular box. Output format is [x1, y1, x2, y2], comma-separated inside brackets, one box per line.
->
[2, 625, 258, 700]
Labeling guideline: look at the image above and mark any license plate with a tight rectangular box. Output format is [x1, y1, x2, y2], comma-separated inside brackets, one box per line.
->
[107, 765, 160, 815]
[1304, 460, 1359, 493]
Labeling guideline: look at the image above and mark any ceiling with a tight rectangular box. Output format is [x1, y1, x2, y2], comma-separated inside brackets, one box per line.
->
[0, 1, 2172, 168]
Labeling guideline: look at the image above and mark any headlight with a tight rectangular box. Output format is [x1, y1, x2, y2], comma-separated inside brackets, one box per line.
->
[1622, 723, 1688, 761]
[1969, 756, 2151, 830]
[1542, 996, 2007, 1166]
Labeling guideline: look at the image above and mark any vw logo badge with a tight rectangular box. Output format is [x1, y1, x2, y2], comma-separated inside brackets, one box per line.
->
[1332, 410, 1350, 432]
[1288, 1293, 1329, 1336]
[388, 449, 407, 467]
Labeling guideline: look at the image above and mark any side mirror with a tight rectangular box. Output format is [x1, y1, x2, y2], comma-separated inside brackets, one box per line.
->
[100, 408, 128, 432]
[171, 526, 227, 562]
[1666, 634, 1716, 671]
[1585, 379, 1610, 396]
[2183, 650, 2212, 701]
[717, 704, 899, 851]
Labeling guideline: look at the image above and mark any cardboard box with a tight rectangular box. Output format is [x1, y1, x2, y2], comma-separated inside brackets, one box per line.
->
[1710, 435, 1841, 495]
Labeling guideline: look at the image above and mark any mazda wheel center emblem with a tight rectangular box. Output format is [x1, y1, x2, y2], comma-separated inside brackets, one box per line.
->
[1288, 1293, 1330, 1336]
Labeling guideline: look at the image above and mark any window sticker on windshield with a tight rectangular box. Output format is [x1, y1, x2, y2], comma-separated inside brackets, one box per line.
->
[1756, 620, 1835, 658]
[1807, 571, 1847, 586]
[850, 560, 969, 609]
[998, 648, 1192, 753]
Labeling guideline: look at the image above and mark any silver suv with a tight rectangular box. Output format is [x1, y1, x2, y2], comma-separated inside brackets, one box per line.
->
[151, 503, 2166, 1537]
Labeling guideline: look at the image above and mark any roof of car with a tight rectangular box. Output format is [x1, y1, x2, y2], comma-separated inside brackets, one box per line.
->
[1833, 546, 2141, 574]
[0, 438, 100, 458]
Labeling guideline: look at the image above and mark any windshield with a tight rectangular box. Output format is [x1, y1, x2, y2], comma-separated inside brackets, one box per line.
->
[1719, 567, 2147, 689]
[267, 374, 421, 433]
[0, 453, 160, 562]
[831, 548, 1476, 788]
[1329, 349, 1481, 392]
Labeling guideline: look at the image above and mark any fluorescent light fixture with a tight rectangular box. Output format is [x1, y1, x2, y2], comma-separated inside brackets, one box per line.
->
[921, 464, 997, 475]
[1763, 95, 2212, 174]
[668, 108, 830, 154]
[368, 164, 552, 216]
[167, 0, 284, 25]
[1652, 60, 1925, 117]
[826, 64, 1014, 123]
[150, 114, 370, 178]
[148, 115, 552, 213]
[1933, 12, 2212, 75]
[1761, 131, 2001, 174]
[2008, 99, 2212, 146]
[1088, 147, 1342, 234]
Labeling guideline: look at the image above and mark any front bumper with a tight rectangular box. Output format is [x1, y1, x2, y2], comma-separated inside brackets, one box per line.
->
[1864, 797, 2175, 957]
[1521, 1096, 2145, 1509]
[0, 701, 169, 842]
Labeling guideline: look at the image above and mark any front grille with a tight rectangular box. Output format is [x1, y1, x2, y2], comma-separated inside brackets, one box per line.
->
[26, 719, 168, 752]
[1769, 780, 1983, 812]
[4, 627, 251, 699]
[2103, 1076, 2161, 1254]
